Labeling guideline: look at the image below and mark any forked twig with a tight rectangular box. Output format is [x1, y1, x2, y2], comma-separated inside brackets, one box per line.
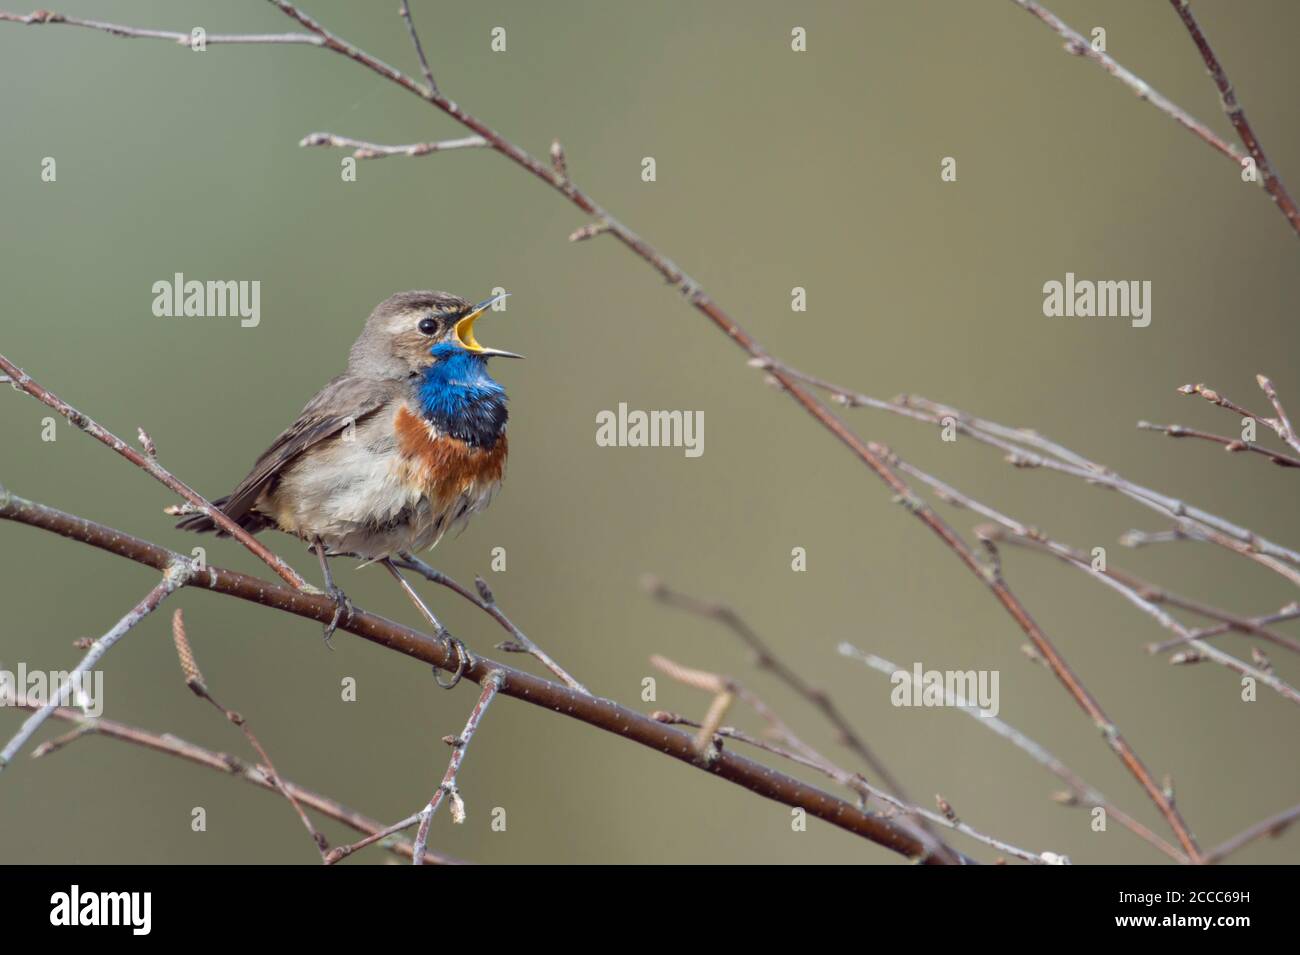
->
[1179, 378, 1300, 456]
[0, 352, 307, 589]
[171, 609, 329, 859]
[644, 575, 909, 795]
[395, 555, 588, 694]
[838, 645, 1187, 863]
[650, 655, 976, 864]
[16, 699, 461, 864]
[0, 566, 188, 769]
[412, 670, 504, 864]
[1137, 420, 1300, 469]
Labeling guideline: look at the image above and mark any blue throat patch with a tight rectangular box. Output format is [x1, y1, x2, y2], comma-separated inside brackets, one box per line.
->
[416, 346, 508, 449]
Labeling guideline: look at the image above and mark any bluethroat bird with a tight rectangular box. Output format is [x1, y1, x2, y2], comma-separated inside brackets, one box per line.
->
[176, 290, 521, 686]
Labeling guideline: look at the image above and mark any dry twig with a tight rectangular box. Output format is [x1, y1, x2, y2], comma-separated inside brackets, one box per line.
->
[13, 698, 461, 864]
[171, 609, 329, 858]
[838, 645, 1187, 863]
[395, 555, 588, 694]
[299, 132, 486, 159]
[0, 566, 188, 769]
[412, 670, 504, 864]
[649, 656, 1021, 863]
[0, 352, 307, 589]
[1166, 0, 1300, 237]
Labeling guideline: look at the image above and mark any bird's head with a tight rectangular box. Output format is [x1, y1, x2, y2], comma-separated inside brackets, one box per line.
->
[348, 290, 522, 379]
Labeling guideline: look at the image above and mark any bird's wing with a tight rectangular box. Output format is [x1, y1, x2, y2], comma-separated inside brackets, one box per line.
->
[196, 375, 393, 528]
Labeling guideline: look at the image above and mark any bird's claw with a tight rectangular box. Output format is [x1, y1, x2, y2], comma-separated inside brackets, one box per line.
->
[321, 586, 354, 649]
[433, 629, 473, 689]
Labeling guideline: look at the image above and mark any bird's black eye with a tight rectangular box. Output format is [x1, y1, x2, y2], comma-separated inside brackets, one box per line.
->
[418, 316, 439, 335]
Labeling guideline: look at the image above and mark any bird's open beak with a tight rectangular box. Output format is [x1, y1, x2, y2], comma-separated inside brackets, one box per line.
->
[454, 293, 524, 359]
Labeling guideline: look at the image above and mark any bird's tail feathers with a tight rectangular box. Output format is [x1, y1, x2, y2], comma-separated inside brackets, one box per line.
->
[173, 496, 272, 536]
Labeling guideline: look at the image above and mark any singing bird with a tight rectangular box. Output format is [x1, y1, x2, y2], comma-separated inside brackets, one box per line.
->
[177, 290, 521, 683]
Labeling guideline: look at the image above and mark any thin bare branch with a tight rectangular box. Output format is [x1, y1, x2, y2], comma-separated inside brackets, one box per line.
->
[8, 0, 1266, 241]
[1178, 381, 1272, 423]
[976, 525, 1300, 706]
[397, 0, 437, 95]
[412, 671, 503, 864]
[299, 132, 486, 159]
[1160, 518, 1300, 589]
[394, 555, 588, 694]
[1256, 375, 1300, 454]
[855, 780, 1061, 864]
[643, 575, 909, 794]
[774, 359, 1300, 580]
[14, 699, 462, 864]
[872, 444, 1300, 659]
[862, 444, 1210, 856]
[325, 812, 422, 864]
[171, 609, 329, 859]
[1148, 603, 1300, 655]
[1008, 1, 1244, 167]
[1203, 802, 1300, 864]
[868, 433, 1298, 701]
[1137, 420, 1300, 469]
[1179, 378, 1300, 455]
[650, 656, 991, 863]
[1167, 0, 1300, 238]
[1118, 529, 1190, 549]
[0, 567, 187, 769]
[1010, 0, 1300, 235]
[837, 645, 1187, 863]
[0, 9, 321, 44]
[643, 576, 958, 857]
[649, 654, 840, 772]
[651, 711, 832, 775]
[0, 353, 308, 589]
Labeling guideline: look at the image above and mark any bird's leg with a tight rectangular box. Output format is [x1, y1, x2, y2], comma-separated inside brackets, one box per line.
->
[381, 557, 472, 689]
[382, 556, 448, 632]
[313, 538, 352, 649]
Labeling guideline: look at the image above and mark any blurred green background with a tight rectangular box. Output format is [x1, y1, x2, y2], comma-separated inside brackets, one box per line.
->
[1, 0, 1297, 864]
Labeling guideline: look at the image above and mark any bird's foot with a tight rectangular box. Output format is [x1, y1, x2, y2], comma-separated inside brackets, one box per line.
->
[321, 586, 354, 650]
[433, 629, 473, 689]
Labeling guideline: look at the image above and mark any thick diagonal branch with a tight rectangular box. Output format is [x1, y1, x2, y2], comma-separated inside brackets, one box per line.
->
[0, 489, 950, 862]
